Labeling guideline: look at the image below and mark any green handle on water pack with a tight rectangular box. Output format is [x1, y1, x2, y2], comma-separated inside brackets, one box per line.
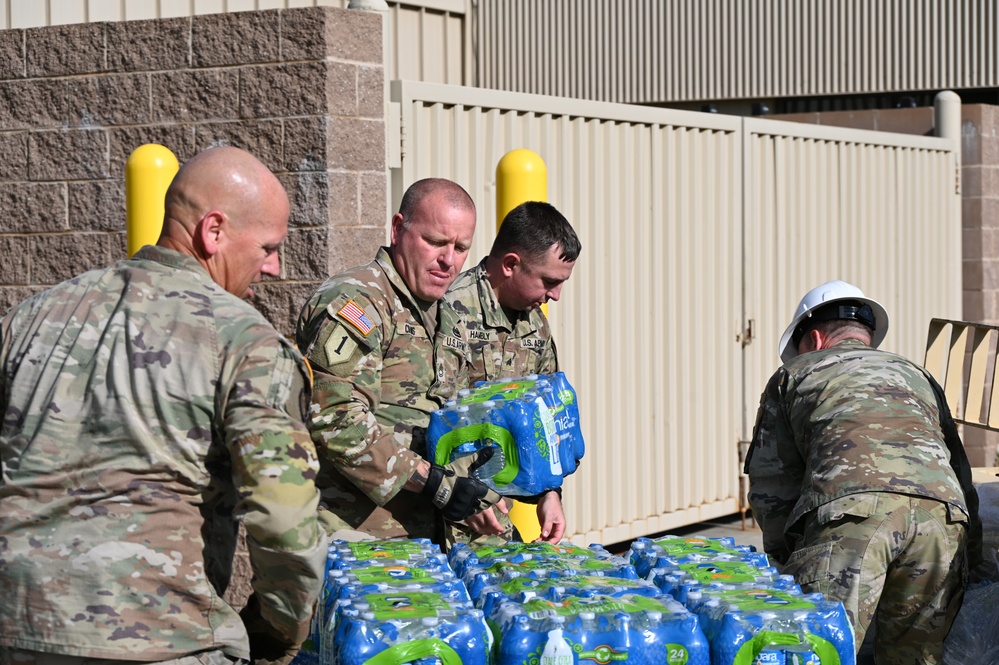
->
[434, 423, 520, 486]
[732, 630, 841, 665]
[363, 637, 462, 665]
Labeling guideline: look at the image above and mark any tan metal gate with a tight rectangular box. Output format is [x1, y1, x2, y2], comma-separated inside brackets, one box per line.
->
[390, 80, 960, 546]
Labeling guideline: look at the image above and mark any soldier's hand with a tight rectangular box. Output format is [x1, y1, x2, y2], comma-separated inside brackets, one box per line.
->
[422, 448, 502, 521]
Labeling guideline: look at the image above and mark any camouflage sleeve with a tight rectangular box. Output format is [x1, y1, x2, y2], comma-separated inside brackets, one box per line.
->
[536, 311, 559, 375]
[304, 297, 423, 506]
[745, 369, 803, 566]
[222, 332, 326, 647]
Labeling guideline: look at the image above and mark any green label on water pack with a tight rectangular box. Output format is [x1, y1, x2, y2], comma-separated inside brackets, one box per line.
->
[524, 594, 666, 619]
[348, 541, 428, 559]
[363, 591, 453, 619]
[652, 536, 740, 557]
[352, 565, 432, 584]
[462, 379, 541, 403]
[679, 561, 767, 584]
[713, 588, 816, 611]
[474, 542, 594, 560]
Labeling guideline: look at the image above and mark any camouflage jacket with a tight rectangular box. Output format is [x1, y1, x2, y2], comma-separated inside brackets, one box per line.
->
[745, 338, 971, 564]
[446, 258, 558, 383]
[295, 247, 468, 539]
[0, 246, 326, 660]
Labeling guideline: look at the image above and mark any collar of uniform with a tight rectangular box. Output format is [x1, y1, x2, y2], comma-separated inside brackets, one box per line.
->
[476, 258, 535, 333]
[132, 245, 214, 282]
[375, 246, 439, 333]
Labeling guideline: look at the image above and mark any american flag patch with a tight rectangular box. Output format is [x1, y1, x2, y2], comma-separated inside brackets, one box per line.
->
[337, 300, 375, 336]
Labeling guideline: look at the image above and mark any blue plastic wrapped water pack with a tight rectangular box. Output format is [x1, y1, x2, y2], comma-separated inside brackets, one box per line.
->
[630, 535, 770, 578]
[490, 593, 711, 665]
[328, 591, 491, 665]
[689, 588, 856, 665]
[427, 372, 584, 496]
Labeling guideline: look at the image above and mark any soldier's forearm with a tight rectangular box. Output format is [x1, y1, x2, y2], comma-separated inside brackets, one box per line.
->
[404, 459, 432, 493]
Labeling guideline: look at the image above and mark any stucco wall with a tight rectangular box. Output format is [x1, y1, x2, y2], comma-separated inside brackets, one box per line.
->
[0, 6, 388, 338]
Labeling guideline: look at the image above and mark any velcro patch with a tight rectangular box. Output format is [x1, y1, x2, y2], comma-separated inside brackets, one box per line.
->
[337, 299, 375, 336]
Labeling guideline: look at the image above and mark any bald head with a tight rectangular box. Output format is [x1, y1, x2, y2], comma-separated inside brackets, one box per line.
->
[159, 146, 290, 299]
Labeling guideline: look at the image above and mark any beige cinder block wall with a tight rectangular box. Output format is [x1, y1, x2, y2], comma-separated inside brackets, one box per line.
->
[0, 6, 388, 337]
[0, 6, 390, 608]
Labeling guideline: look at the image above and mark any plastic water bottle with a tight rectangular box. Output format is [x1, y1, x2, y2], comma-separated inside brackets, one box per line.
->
[540, 627, 574, 665]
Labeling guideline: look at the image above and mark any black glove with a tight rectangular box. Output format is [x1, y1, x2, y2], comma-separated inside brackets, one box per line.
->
[240, 594, 303, 665]
[422, 447, 503, 521]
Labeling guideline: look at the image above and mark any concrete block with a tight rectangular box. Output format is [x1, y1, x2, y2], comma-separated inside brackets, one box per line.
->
[358, 65, 383, 119]
[67, 74, 152, 127]
[359, 172, 387, 225]
[0, 236, 29, 284]
[0, 29, 24, 80]
[327, 225, 386, 275]
[280, 6, 381, 65]
[0, 183, 67, 232]
[69, 180, 126, 232]
[240, 61, 331, 119]
[193, 10, 280, 68]
[29, 129, 109, 181]
[0, 79, 69, 130]
[26, 23, 106, 77]
[283, 227, 330, 280]
[31, 233, 110, 284]
[0, 131, 28, 180]
[108, 17, 191, 72]
[152, 69, 240, 122]
[194, 120, 284, 173]
[283, 116, 331, 172]
[328, 117, 384, 171]
[278, 171, 333, 229]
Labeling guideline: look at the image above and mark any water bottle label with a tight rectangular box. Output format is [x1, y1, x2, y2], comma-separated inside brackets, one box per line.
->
[346, 541, 430, 560]
[352, 566, 432, 583]
[535, 398, 563, 475]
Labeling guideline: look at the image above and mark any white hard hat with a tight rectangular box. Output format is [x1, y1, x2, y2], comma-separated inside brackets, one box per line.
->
[778, 280, 889, 363]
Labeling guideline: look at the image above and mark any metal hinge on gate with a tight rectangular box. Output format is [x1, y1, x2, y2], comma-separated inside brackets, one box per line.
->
[388, 101, 402, 169]
[738, 319, 754, 347]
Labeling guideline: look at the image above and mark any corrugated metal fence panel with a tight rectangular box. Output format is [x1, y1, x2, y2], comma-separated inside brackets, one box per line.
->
[742, 118, 961, 439]
[4, 0, 469, 86]
[473, 0, 999, 104]
[392, 81, 745, 545]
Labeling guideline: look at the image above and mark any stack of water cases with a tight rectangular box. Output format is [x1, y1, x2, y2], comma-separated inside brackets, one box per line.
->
[450, 541, 712, 665]
[427, 372, 584, 496]
[630, 536, 857, 665]
[305, 538, 492, 665]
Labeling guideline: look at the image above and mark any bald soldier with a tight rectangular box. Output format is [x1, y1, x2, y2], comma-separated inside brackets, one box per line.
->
[296, 178, 505, 543]
[0, 147, 326, 665]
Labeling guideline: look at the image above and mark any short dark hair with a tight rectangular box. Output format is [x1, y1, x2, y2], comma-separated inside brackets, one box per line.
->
[398, 178, 475, 225]
[489, 201, 581, 263]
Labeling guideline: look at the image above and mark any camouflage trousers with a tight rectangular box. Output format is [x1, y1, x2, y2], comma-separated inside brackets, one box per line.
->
[781, 492, 968, 665]
[0, 649, 240, 665]
[444, 499, 519, 551]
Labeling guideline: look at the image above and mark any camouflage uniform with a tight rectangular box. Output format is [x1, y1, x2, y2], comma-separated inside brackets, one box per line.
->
[746, 338, 979, 665]
[0, 246, 326, 662]
[443, 259, 560, 546]
[295, 247, 468, 540]
[446, 258, 558, 382]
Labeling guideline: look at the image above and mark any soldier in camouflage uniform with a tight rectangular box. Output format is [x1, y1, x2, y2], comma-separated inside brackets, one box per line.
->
[445, 201, 581, 545]
[295, 179, 504, 544]
[0, 147, 327, 665]
[745, 280, 982, 665]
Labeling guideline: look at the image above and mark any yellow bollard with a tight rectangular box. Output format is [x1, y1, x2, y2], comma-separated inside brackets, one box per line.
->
[126, 144, 179, 258]
[496, 148, 548, 542]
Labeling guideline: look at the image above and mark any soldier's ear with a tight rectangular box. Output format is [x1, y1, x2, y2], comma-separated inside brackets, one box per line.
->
[194, 210, 226, 258]
[500, 252, 521, 277]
